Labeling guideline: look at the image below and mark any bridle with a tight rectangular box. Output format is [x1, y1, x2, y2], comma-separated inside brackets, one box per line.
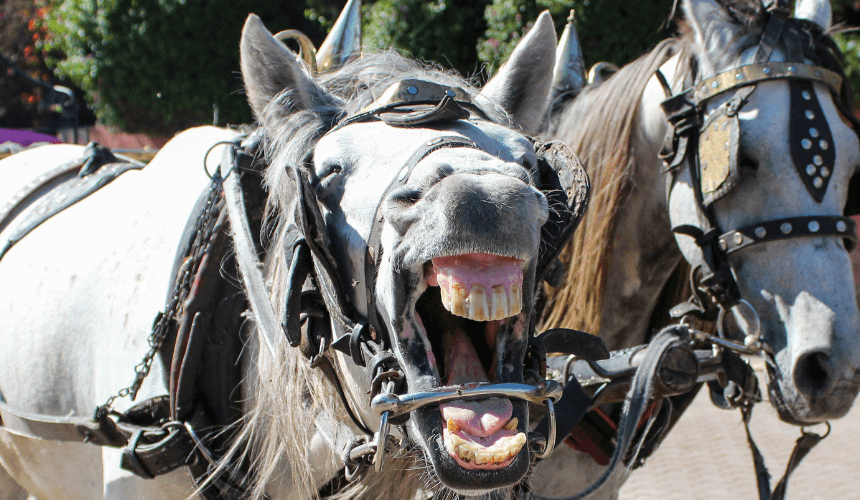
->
[657, 2, 858, 357]
[652, 3, 858, 499]
[225, 78, 592, 482]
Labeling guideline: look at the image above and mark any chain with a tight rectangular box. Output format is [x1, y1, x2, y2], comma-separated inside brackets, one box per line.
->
[100, 172, 225, 412]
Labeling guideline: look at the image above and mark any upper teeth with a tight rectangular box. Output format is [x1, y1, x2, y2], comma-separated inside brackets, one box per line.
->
[440, 282, 522, 321]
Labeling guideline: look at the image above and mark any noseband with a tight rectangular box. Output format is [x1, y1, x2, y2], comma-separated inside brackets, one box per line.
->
[657, 6, 859, 356]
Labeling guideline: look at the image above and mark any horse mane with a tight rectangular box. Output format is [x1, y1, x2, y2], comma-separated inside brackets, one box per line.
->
[539, 5, 857, 337]
[219, 51, 515, 500]
[538, 38, 685, 335]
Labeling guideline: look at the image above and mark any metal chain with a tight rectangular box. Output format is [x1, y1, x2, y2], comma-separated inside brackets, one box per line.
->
[100, 172, 224, 412]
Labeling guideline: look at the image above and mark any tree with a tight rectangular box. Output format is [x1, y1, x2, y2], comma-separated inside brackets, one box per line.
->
[479, 0, 676, 75]
[38, 0, 328, 134]
[0, 0, 85, 131]
[362, 0, 493, 79]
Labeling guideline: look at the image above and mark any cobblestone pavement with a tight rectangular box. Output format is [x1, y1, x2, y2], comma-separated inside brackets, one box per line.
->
[618, 359, 860, 500]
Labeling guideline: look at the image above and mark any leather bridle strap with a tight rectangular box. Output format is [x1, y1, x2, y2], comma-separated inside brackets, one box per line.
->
[363, 135, 482, 343]
[719, 215, 857, 254]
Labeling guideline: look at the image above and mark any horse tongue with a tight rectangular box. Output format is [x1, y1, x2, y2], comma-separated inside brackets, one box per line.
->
[440, 399, 513, 437]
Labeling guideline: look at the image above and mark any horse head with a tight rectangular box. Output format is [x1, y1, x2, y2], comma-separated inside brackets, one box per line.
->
[665, 0, 860, 424]
[237, 12, 589, 498]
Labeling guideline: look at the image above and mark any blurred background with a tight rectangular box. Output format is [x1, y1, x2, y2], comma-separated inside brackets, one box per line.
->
[1, 0, 859, 148]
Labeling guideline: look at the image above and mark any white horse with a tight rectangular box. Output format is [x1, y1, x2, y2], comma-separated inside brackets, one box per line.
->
[532, 0, 860, 498]
[0, 11, 592, 500]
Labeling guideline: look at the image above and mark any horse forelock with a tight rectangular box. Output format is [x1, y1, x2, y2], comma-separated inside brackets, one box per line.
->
[226, 51, 522, 500]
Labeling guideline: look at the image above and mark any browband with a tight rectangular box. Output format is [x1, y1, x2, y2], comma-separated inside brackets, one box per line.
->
[693, 62, 842, 105]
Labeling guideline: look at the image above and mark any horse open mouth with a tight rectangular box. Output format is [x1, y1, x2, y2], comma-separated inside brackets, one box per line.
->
[410, 252, 531, 489]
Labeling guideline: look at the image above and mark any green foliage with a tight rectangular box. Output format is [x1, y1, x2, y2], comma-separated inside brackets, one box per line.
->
[363, 0, 492, 79]
[833, 31, 860, 109]
[39, 0, 324, 134]
[479, 0, 675, 75]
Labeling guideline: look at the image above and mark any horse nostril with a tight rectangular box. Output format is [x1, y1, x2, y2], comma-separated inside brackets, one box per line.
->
[795, 351, 832, 395]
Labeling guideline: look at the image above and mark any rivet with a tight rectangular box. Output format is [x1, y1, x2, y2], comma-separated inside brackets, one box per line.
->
[724, 141, 730, 150]
[815, 70, 822, 77]
[819, 140, 829, 150]
[427, 137, 443, 145]
[714, 123, 719, 131]
[806, 164, 817, 176]
[810, 127, 819, 138]
[406, 86, 419, 95]
[837, 220, 848, 232]
[712, 81, 719, 89]
[702, 160, 709, 170]
[788, 66, 796, 72]
[821, 166, 830, 178]
[781, 222, 793, 234]
[808, 220, 821, 232]
[398, 165, 409, 180]
[801, 138, 812, 150]
[806, 110, 815, 120]
[755, 227, 767, 238]
[702, 86, 710, 94]
[445, 89, 456, 97]
[814, 155, 823, 166]
[813, 176, 823, 188]
[736, 73, 744, 80]
[734, 233, 744, 245]
[719, 239, 728, 251]
[763, 67, 772, 74]
[802, 90, 812, 100]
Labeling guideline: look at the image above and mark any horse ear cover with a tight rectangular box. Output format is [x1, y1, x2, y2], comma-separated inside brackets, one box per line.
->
[532, 140, 590, 286]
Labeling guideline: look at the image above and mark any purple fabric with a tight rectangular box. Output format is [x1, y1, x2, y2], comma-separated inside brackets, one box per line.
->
[0, 128, 60, 147]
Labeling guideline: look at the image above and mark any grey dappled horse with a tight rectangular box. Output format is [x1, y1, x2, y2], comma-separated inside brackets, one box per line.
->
[0, 12, 588, 500]
[532, 0, 860, 498]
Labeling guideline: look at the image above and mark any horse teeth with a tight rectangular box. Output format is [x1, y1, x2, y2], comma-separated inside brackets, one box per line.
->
[447, 419, 459, 433]
[510, 283, 522, 316]
[503, 417, 518, 431]
[491, 285, 509, 320]
[469, 285, 489, 321]
[475, 450, 493, 465]
[440, 285, 449, 307]
[451, 283, 467, 317]
[494, 449, 509, 462]
[458, 445, 476, 462]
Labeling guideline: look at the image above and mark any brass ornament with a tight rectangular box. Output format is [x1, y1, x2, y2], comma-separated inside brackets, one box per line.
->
[699, 109, 740, 205]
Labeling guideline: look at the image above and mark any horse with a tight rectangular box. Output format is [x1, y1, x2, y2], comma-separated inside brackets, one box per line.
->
[530, 0, 860, 498]
[0, 11, 596, 500]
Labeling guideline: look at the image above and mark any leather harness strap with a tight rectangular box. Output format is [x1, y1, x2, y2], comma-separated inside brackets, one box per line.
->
[0, 142, 145, 262]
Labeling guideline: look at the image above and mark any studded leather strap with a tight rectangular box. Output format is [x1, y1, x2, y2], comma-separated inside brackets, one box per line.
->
[720, 215, 857, 254]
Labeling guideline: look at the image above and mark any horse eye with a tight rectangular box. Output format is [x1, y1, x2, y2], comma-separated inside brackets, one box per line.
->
[322, 164, 342, 177]
[739, 153, 757, 170]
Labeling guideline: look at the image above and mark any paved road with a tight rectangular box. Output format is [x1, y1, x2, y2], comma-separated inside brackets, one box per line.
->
[619, 359, 860, 500]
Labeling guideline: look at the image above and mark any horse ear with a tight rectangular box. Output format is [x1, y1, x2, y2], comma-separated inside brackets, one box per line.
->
[240, 14, 328, 120]
[794, 0, 832, 31]
[477, 11, 557, 135]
